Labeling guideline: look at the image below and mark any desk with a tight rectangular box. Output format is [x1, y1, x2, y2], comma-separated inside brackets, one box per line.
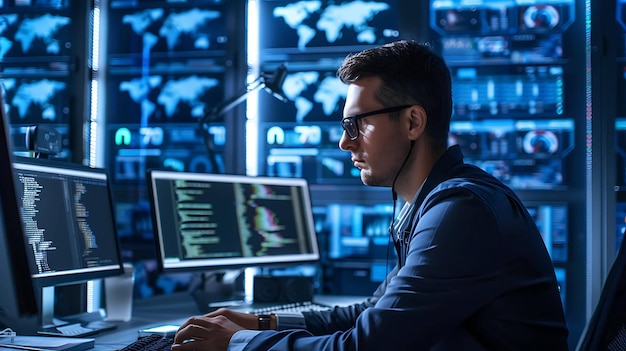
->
[92, 292, 197, 350]
[91, 292, 366, 350]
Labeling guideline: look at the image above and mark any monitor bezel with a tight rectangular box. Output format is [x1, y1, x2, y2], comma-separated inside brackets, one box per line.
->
[12, 156, 125, 289]
[147, 169, 321, 273]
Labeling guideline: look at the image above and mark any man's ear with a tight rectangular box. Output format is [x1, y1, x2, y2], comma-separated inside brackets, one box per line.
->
[407, 105, 427, 140]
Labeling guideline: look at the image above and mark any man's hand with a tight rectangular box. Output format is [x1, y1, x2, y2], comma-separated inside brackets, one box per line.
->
[171, 313, 246, 351]
[171, 308, 273, 351]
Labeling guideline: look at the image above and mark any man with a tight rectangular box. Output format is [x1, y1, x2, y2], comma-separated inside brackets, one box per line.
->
[172, 40, 569, 350]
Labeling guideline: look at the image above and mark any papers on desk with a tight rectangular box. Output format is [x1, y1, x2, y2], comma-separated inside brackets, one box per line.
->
[0, 335, 94, 351]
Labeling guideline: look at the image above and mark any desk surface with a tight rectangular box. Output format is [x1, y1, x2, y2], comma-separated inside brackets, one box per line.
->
[91, 292, 366, 350]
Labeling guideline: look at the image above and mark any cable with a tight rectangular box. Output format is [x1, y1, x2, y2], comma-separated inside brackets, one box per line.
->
[389, 139, 416, 234]
[0, 328, 16, 343]
[384, 140, 416, 288]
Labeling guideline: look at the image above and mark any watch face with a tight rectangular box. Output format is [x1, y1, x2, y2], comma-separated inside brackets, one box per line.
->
[258, 315, 273, 330]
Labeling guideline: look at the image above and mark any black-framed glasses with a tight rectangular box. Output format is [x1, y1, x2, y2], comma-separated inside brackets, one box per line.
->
[341, 105, 412, 141]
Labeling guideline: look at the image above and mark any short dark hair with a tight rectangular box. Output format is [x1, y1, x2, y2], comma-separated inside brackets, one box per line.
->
[337, 40, 452, 152]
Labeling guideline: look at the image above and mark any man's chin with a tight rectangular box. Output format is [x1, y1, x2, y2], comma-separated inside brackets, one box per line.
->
[360, 173, 389, 188]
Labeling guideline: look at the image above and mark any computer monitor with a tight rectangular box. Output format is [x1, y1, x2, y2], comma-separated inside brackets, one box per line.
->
[11, 156, 124, 327]
[147, 170, 320, 272]
[0, 85, 39, 334]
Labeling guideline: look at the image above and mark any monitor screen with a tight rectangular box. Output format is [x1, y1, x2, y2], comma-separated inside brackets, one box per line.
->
[322, 203, 395, 260]
[257, 63, 348, 123]
[0, 84, 38, 332]
[105, 71, 226, 125]
[430, 0, 574, 65]
[12, 157, 124, 289]
[0, 2, 75, 160]
[106, 1, 230, 68]
[253, 61, 354, 185]
[257, 121, 360, 185]
[1, 77, 70, 126]
[147, 170, 320, 272]
[258, 0, 402, 59]
[450, 65, 565, 119]
[107, 122, 226, 184]
[448, 118, 574, 190]
[0, 8, 72, 64]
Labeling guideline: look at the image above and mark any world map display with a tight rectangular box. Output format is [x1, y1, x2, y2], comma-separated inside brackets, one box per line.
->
[119, 7, 222, 53]
[157, 75, 220, 118]
[118, 75, 220, 123]
[0, 13, 70, 59]
[2, 78, 67, 122]
[269, 0, 393, 50]
[281, 71, 347, 122]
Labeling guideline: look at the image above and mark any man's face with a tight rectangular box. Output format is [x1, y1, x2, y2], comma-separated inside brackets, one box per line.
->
[339, 77, 411, 187]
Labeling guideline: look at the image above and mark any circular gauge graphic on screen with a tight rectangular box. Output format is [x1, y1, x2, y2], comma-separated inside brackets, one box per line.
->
[522, 130, 559, 154]
[523, 5, 560, 30]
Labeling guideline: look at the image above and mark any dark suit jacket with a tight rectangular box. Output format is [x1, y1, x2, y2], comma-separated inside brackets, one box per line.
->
[244, 145, 569, 351]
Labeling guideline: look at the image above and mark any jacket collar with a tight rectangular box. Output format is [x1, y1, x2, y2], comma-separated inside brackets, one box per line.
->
[412, 145, 464, 208]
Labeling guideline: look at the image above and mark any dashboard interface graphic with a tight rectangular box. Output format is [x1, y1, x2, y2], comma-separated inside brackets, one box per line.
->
[255, 1, 576, 191]
[431, 0, 574, 190]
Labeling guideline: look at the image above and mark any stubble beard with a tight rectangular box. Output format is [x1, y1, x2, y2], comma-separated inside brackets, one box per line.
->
[360, 148, 411, 188]
[360, 168, 395, 188]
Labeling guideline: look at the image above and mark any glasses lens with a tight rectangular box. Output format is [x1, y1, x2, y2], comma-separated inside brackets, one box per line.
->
[342, 118, 358, 140]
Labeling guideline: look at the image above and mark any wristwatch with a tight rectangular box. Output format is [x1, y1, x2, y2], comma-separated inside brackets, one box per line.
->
[258, 314, 273, 330]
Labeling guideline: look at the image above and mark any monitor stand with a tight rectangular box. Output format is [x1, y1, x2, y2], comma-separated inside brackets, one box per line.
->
[37, 283, 117, 338]
[190, 269, 252, 313]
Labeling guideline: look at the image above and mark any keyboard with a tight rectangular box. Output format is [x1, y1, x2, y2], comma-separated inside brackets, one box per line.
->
[249, 301, 332, 314]
[120, 334, 174, 351]
[118, 302, 331, 350]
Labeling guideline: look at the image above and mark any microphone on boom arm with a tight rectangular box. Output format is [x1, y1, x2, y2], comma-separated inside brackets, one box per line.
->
[199, 63, 289, 174]
[263, 63, 288, 103]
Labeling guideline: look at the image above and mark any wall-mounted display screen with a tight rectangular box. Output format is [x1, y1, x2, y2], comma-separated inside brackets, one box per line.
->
[257, 121, 359, 185]
[323, 203, 394, 260]
[317, 200, 567, 263]
[106, 71, 225, 125]
[431, 0, 575, 65]
[0, 2, 74, 160]
[0, 0, 68, 9]
[450, 65, 564, 119]
[258, 62, 347, 123]
[449, 118, 574, 189]
[1, 77, 70, 125]
[107, 1, 229, 67]
[107, 123, 225, 183]
[0, 10, 72, 64]
[104, 1, 239, 265]
[258, 0, 401, 59]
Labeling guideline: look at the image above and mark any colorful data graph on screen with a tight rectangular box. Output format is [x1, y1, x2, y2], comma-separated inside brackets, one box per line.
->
[245, 183, 300, 256]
